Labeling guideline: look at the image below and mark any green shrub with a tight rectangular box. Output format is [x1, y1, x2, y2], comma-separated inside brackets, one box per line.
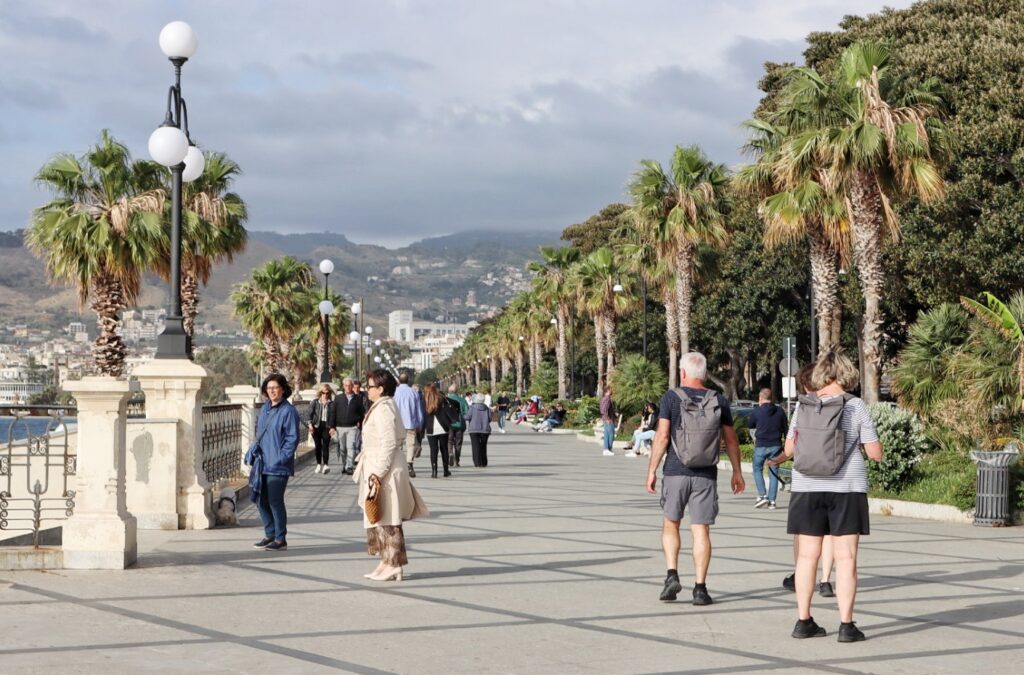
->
[609, 355, 667, 416]
[868, 404, 929, 492]
[733, 415, 751, 445]
[527, 363, 559, 401]
[575, 396, 601, 427]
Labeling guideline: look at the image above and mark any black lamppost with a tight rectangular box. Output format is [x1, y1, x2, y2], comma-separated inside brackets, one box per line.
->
[149, 21, 205, 360]
[318, 259, 335, 383]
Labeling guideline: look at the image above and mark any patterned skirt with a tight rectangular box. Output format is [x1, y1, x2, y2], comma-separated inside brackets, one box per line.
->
[366, 525, 408, 566]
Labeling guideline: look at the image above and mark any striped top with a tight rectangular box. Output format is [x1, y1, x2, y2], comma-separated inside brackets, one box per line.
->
[786, 395, 877, 493]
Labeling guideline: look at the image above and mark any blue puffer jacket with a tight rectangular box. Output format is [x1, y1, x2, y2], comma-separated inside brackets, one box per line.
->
[465, 403, 492, 434]
[256, 400, 300, 476]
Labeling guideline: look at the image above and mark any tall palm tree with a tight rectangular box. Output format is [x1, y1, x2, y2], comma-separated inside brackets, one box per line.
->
[781, 41, 947, 402]
[578, 248, 632, 391]
[529, 246, 580, 399]
[27, 130, 165, 376]
[629, 144, 730, 356]
[231, 256, 314, 375]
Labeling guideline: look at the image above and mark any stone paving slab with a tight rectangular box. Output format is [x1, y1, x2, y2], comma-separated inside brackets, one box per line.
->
[2, 426, 1023, 674]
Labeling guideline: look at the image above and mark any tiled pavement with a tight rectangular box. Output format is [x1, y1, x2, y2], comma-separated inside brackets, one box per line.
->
[2, 426, 1023, 673]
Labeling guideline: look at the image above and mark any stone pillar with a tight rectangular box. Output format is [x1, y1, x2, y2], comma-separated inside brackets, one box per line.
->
[133, 359, 213, 530]
[226, 385, 260, 477]
[62, 377, 137, 569]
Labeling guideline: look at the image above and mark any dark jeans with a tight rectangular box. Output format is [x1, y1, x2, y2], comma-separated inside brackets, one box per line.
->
[311, 422, 331, 465]
[428, 433, 450, 471]
[470, 432, 489, 467]
[449, 428, 465, 464]
[257, 474, 289, 541]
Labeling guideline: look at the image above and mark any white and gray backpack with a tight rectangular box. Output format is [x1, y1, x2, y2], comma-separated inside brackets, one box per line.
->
[669, 388, 722, 468]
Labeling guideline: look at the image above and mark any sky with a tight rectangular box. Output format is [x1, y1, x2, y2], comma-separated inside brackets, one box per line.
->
[0, 0, 916, 247]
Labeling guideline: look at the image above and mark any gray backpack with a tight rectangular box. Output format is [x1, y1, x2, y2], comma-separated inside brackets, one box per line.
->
[669, 388, 722, 468]
[793, 393, 854, 476]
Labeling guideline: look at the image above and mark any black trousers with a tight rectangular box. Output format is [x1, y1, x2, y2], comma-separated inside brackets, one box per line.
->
[470, 432, 489, 467]
[428, 433, 450, 471]
[449, 428, 465, 465]
[311, 422, 331, 465]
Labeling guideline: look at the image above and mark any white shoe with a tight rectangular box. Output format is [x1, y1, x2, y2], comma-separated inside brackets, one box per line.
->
[315, 464, 322, 474]
[322, 466, 330, 474]
[624, 450, 638, 458]
[602, 450, 614, 456]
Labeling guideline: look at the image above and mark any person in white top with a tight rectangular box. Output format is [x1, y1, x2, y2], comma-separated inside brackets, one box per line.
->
[770, 350, 883, 643]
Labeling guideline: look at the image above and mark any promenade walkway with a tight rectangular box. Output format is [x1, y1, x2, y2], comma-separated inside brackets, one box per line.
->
[2, 426, 1023, 673]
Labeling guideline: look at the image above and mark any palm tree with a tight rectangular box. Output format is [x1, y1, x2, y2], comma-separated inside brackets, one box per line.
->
[961, 292, 1024, 414]
[578, 248, 632, 391]
[629, 144, 730, 356]
[781, 41, 947, 402]
[231, 256, 314, 375]
[530, 246, 580, 399]
[178, 152, 249, 338]
[27, 130, 165, 376]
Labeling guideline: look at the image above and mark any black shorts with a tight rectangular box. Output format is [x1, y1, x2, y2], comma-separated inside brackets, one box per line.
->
[786, 491, 870, 536]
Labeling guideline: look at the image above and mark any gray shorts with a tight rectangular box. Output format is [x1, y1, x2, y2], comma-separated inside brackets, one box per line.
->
[661, 474, 719, 525]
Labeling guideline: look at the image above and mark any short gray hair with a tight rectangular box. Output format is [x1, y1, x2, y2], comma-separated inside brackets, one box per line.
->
[342, 377, 353, 386]
[472, 393, 485, 404]
[680, 352, 707, 380]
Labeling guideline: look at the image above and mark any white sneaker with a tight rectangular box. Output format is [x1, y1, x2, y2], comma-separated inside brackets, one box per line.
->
[322, 466, 330, 474]
[602, 450, 614, 456]
[624, 450, 638, 458]
[754, 496, 769, 508]
[315, 464, 322, 474]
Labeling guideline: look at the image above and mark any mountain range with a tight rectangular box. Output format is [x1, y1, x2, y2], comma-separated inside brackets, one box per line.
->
[0, 229, 562, 334]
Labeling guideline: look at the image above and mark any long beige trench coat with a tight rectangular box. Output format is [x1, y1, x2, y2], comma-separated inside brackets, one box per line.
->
[353, 396, 430, 528]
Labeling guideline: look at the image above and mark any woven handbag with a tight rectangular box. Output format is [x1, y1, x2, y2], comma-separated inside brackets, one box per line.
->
[365, 478, 382, 524]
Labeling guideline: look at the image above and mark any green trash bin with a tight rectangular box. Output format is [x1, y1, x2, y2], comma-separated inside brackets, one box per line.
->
[969, 448, 1019, 526]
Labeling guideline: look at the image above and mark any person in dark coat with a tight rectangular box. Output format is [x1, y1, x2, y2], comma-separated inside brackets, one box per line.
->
[423, 383, 456, 477]
[307, 383, 335, 474]
[749, 388, 788, 510]
[465, 394, 492, 467]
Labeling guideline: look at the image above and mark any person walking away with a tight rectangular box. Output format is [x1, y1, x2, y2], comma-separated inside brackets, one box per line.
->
[465, 393, 492, 467]
[331, 377, 365, 475]
[624, 402, 658, 457]
[768, 349, 883, 642]
[600, 387, 617, 456]
[496, 391, 510, 433]
[307, 384, 335, 474]
[750, 388, 788, 509]
[423, 384, 455, 477]
[447, 384, 469, 467]
[393, 372, 423, 477]
[356, 368, 430, 581]
[248, 373, 300, 551]
[645, 352, 745, 605]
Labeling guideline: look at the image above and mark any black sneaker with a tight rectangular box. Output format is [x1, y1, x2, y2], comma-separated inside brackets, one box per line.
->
[782, 574, 795, 592]
[837, 622, 866, 642]
[264, 540, 288, 551]
[408, 463, 416, 478]
[659, 575, 683, 602]
[692, 586, 713, 606]
[792, 617, 826, 639]
[253, 537, 273, 549]
[818, 581, 835, 597]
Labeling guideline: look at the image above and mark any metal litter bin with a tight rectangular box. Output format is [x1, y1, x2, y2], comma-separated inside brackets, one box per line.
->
[969, 447, 1019, 526]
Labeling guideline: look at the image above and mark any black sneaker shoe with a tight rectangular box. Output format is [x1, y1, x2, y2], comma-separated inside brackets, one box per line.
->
[253, 537, 273, 549]
[837, 622, 866, 642]
[782, 574, 796, 592]
[264, 540, 288, 551]
[408, 463, 416, 478]
[659, 575, 683, 602]
[792, 617, 826, 639]
[692, 586, 713, 606]
[818, 581, 835, 597]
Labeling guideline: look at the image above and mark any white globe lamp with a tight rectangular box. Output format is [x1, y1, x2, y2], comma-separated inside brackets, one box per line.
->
[159, 21, 198, 59]
[318, 300, 334, 316]
[181, 145, 205, 182]
[319, 259, 334, 275]
[148, 125, 189, 166]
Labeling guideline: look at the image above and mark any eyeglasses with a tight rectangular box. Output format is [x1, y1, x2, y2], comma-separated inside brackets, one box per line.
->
[368, 384, 382, 390]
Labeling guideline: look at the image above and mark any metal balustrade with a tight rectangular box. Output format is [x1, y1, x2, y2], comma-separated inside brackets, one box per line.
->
[200, 403, 244, 484]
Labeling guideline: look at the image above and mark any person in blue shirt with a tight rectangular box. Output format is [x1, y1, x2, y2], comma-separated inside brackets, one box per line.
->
[749, 388, 788, 510]
[392, 371, 424, 478]
[251, 373, 300, 551]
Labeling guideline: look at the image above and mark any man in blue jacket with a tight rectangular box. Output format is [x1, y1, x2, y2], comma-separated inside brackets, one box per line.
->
[393, 371, 423, 477]
[748, 388, 788, 509]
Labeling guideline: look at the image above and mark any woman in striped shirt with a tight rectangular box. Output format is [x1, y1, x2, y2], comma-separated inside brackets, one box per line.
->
[772, 350, 884, 643]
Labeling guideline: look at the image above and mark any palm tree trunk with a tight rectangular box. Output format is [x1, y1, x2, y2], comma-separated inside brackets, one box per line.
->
[593, 314, 605, 396]
[474, 363, 481, 388]
[604, 309, 617, 382]
[90, 273, 128, 377]
[808, 228, 842, 351]
[556, 306, 568, 399]
[315, 316, 327, 380]
[533, 338, 542, 373]
[489, 357, 498, 395]
[501, 355, 512, 382]
[527, 337, 537, 375]
[664, 284, 680, 388]
[675, 243, 695, 355]
[515, 349, 525, 397]
[181, 268, 200, 339]
[265, 333, 282, 374]
[850, 170, 885, 404]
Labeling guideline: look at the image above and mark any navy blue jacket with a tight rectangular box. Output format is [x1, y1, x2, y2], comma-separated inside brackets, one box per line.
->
[256, 399, 300, 476]
[749, 403, 788, 447]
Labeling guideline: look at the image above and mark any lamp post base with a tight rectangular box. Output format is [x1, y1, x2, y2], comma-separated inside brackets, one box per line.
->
[156, 316, 192, 359]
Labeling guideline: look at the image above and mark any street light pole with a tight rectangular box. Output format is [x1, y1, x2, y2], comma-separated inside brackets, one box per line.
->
[149, 21, 204, 360]
[318, 259, 334, 383]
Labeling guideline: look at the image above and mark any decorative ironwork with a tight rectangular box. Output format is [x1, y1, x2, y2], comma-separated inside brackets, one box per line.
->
[0, 405, 77, 547]
[201, 403, 243, 484]
[126, 392, 147, 419]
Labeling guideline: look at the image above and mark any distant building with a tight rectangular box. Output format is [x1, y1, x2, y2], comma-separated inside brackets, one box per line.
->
[466, 290, 477, 307]
[387, 310, 477, 343]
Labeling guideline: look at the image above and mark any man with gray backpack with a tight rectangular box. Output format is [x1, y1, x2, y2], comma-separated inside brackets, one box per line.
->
[645, 352, 745, 606]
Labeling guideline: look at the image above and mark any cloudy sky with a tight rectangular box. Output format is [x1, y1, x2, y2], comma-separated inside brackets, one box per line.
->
[1, 0, 914, 246]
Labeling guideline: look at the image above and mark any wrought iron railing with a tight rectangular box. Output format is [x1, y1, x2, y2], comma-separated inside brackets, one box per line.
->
[0, 405, 77, 547]
[126, 393, 146, 419]
[200, 403, 243, 484]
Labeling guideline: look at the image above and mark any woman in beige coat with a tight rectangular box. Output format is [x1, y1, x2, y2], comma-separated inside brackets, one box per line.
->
[354, 368, 429, 581]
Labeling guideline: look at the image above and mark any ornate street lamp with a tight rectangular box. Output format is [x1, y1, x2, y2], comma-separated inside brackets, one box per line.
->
[317, 259, 334, 382]
[349, 330, 360, 376]
[150, 21, 204, 359]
